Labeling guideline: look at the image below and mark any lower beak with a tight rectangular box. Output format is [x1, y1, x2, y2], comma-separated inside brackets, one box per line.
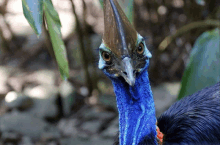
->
[121, 57, 136, 86]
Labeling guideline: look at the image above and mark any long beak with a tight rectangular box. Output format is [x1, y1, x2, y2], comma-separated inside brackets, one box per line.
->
[121, 57, 136, 86]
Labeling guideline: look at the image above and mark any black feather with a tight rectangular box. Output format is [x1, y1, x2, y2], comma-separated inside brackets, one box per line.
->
[157, 82, 220, 144]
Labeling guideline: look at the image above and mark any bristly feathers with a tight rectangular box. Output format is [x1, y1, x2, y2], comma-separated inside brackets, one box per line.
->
[157, 82, 220, 144]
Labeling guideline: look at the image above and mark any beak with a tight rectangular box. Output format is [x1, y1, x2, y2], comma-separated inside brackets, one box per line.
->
[120, 57, 136, 86]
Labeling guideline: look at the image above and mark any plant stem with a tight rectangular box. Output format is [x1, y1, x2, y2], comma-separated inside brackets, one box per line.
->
[70, 0, 93, 96]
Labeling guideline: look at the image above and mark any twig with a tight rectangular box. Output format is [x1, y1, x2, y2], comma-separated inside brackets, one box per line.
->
[158, 19, 220, 51]
[0, 20, 11, 53]
[82, 0, 99, 92]
[69, 0, 93, 96]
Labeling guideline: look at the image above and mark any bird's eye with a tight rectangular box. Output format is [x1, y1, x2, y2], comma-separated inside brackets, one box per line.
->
[137, 42, 144, 55]
[102, 51, 111, 62]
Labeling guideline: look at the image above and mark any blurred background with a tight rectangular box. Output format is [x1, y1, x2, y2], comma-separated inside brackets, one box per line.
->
[0, 0, 219, 144]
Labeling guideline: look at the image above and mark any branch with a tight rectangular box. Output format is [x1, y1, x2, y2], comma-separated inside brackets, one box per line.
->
[69, 0, 93, 96]
[158, 19, 220, 51]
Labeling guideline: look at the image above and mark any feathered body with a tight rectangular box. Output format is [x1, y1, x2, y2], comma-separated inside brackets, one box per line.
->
[157, 82, 220, 144]
[98, 0, 220, 144]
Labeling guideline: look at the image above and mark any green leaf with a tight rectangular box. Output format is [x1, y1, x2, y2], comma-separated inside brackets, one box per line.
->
[43, 0, 61, 27]
[22, 0, 43, 35]
[44, 0, 69, 80]
[178, 28, 220, 99]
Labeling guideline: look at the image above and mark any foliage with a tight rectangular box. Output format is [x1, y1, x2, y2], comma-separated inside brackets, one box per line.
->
[22, 0, 43, 36]
[178, 28, 220, 99]
[22, 0, 69, 80]
[44, 0, 69, 80]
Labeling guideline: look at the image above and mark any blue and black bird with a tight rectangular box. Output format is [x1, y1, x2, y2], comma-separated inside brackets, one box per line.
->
[98, 0, 220, 144]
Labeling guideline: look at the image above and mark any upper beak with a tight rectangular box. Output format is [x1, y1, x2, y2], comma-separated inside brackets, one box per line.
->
[120, 57, 136, 86]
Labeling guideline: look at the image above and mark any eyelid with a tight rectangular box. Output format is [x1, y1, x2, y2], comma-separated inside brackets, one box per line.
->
[100, 49, 112, 56]
[99, 45, 111, 52]
[99, 49, 104, 54]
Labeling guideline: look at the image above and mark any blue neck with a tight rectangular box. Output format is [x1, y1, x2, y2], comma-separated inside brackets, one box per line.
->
[111, 70, 157, 145]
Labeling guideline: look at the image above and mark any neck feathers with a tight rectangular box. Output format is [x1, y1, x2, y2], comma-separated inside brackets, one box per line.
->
[111, 70, 157, 145]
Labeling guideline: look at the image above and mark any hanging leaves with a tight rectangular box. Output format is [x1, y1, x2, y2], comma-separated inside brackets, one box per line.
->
[22, 0, 43, 36]
[44, 0, 69, 80]
[22, 0, 69, 80]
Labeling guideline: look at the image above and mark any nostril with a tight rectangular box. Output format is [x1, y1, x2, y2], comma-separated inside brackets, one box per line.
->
[123, 71, 136, 76]
[123, 72, 127, 76]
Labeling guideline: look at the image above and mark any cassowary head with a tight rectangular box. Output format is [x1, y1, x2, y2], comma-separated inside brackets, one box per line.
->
[98, 0, 152, 86]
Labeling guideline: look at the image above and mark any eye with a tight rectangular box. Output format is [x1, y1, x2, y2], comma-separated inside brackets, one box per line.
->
[137, 42, 144, 54]
[102, 51, 111, 62]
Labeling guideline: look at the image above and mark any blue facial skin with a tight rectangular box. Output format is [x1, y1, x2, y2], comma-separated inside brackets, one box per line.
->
[99, 34, 152, 79]
[99, 34, 157, 145]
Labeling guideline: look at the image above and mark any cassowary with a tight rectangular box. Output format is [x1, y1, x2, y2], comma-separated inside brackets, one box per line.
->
[98, 0, 220, 144]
